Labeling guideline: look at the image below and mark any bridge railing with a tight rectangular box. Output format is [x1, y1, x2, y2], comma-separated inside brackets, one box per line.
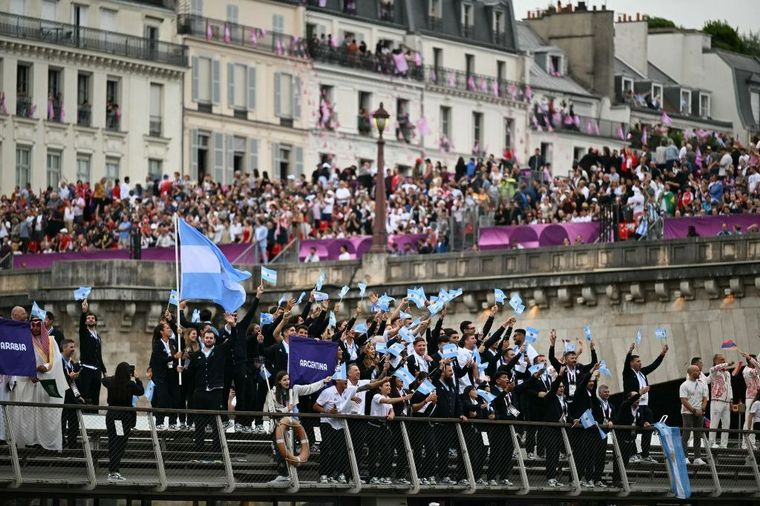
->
[1, 401, 758, 498]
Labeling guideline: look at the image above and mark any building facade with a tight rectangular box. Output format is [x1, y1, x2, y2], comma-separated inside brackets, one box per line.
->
[0, 0, 186, 195]
[178, 0, 310, 184]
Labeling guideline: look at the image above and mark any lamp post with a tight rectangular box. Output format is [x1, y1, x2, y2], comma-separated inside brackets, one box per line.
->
[370, 102, 390, 253]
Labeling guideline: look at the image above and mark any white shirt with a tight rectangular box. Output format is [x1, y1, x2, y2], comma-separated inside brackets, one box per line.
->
[346, 379, 370, 414]
[635, 370, 649, 405]
[316, 385, 353, 430]
[750, 400, 760, 425]
[161, 339, 173, 369]
[679, 378, 708, 414]
[370, 393, 392, 417]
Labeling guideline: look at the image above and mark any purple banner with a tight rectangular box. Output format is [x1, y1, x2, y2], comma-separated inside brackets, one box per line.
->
[287, 335, 338, 385]
[12, 243, 252, 270]
[0, 320, 36, 377]
[663, 215, 760, 239]
[478, 223, 601, 250]
[299, 234, 425, 261]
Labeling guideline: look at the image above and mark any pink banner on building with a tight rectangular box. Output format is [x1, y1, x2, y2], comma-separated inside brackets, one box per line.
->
[663, 215, 760, 238]
[478, 223, 601, 250]
[299, 234, 426, 261]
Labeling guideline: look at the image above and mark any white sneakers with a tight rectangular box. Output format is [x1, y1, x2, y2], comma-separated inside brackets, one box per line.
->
[693, 458, 707, 465]
[107, 472, 126, 482]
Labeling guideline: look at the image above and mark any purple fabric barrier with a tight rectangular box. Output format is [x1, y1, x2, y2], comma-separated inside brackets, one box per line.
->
[479, 223, 600, 250]
[12, 243, 252, 270]
[663, 215, 760, 238]
[299, 234, 425, 261]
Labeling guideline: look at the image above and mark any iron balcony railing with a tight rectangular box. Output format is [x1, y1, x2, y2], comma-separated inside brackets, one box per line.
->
[530, 110, 629, 140]
[426, 65, 530, 103]
[177, 14, 308, 59]
[3, 400, 759, 498]
[0, 11, 187, 67]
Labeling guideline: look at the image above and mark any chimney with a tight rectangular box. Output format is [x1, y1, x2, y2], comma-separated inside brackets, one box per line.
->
[636, 13, 640, 21]
[577, 1, 587, 11]
[592, 5, 597, 10]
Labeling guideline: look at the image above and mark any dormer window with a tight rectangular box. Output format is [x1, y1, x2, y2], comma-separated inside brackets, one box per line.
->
[680, 89, 692, 115]
[343, 0, 356, 15]
[379, 0, 394, 21]
[462, 3, 473, 37]
[549, 55, 562, 76]
[493, 10, 504, 43]
[699, 93, 711, 118]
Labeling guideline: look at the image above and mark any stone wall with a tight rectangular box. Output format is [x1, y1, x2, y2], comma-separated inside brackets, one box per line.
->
[1, 236, 759, 394]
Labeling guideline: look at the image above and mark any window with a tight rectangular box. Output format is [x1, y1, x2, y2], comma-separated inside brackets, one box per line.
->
[16, 63, 32, 117]
[190, 0, 203, 15]
[72, 4, 88, 27]
[106, 157, 120, 181]
[497, 60, 505, 82]
[379, 0, 394, 21]
[47, 150, 62, 188]
[272, 14, 284, 34]
[226, 5, 238, 24]
[194, 56, 212, 104]
[700, 93, 711, 118]
[504, 117, 514, 150]
[462, 3, 473, 35]
[465, 54, 474, 77]
[493, 10, 504, 42]
[540, 142, 553, 165]
[440, 106, 451, 140]
[651, 84, 663, 109]
[680, 89, 692, 115]
[472, 111, 483, 148]
[149, 83, 163, 137]
[274, 73, 300, 122]
[16, 146, 30, 187]
[10, 0, 25, 15]
[573, 146, 586, 162]
[76, 154, 91, 182]
[751, 90, 760, 124]
[228, 63, 248, 110]
[77, 72, 91, 126]
[433, 48, 443, 70]
[42, 0, 57, 21]
[358, 91, 372, 135]
[343, 0, 357, 15]
[549, 55, 562, 76]
[48, 68, 63, 122]
[106, 79, 121, 130]
[429, 0, 441, 17]
[148, 159, 162, 179]
[100, 8, 116, 41]
[622, 77, 634, 95]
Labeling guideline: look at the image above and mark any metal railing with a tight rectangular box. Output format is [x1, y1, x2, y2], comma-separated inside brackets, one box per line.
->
[310, 43, 425, 81]
[0, 252, 11, 270]
[427, 65, 529, 103]
[530, 110, 628, 140]
[0, 11, 187, 67]
[3, 401, 758, 499]
[177, 14, 308, 59]
[149, 116, 162, 137]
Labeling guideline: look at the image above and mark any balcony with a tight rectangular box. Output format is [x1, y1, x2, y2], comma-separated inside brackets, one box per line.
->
[15, 96, 33, 118]
[0, 11, 187, 67]
[357, 114, 372, 136]
[426, 15, 443, 31]
[77, 104, 92, 127]
[426, 66, 529, 103]
[106, 109, 121, 131]
[177, 14, 307, 59]
[47, 98, 63, 123]
[310, 42, 425, 81]
[379, 1, 395, 21]
[530, 109, 628, 140]
[149, 115, 162, 137]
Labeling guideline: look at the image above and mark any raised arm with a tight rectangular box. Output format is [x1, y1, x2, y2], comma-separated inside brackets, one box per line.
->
[641, 344, 668, 376]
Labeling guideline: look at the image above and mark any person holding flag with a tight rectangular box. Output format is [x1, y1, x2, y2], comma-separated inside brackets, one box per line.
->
[367, 377, 413, 484]
[706, 352, 741, 448]
[78, 299, 107, 405]
[149, 321, 183, 430]
[549, 329, 598, 405]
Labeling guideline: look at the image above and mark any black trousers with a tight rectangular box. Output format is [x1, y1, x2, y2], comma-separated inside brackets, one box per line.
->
[573, 427, 595, 481]
[153, 374, 181, 425]
[410, 419, 436, 479]
[318, 423, 348, 477]
[367, 422, 392, 478]
[180, 372, 195, 426]
[106, 411, 135, 473]
[464, 424, 487, 480]
[390, 422, 409, 479]
[61, 393, 79, 449]
[638, 405, 654, 457]
[227, 367, 248, 425]
[78, 368, 102, 405]
[591, 431, 609, 483]
[193, 390, 223, 452]
[612, 432, 637, 484]
[543, 427, 562, 480]
[348, 419, 367, 472]
[435, 423, 463, 480]
[488, 423, 515, 480]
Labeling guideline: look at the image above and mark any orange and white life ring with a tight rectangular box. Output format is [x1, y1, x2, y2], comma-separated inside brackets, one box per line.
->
[274, 417, 309, 466]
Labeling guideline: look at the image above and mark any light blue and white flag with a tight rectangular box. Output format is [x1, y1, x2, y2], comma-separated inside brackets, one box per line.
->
[655, 327, 668, 341]
[563, 341, 576, 353]
[580, 409, 596, 429]
[399, 311, 412, 320]
[598, 360, 612, 377]
[388, 342, 405, 357]
[277, 295, 287, 307]
[74, 286, 92, 301]
[393, 367, 415, 387]
[583, 325, 592, 342]
[313, 291, 329, 302]
[260, 313, 274, 326]
[315, 271, 326, 291]
[297, 291, 306, 305]
[654, 422, 691, 499]
[375, 342, 387, 354]
[416, 379, 436, 395]
[354, 323, 368, 335]
[168, 290, 179, 306]
[399, 326, 415, 344]
[338, 285, 350, 300]
[508, 294, 522, 312]
[358, 282, 367, 298]
[333, 362, 347, 381]
[178, 219, 251, 312]
[494, 288, 507, 305]
[191, 308, 201, 323]
[477, 389, 496, 406]
[525, 327, 539, 344]
[328, 311, 336, 327]
[260, 364, 272, 380]
[441, 343, 459, 359]
[31, 301, 47, 321]
[261, 266, 277, 285]
[635, 328, 642, 345]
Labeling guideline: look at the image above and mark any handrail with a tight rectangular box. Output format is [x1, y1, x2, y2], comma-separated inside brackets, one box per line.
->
[0, 251, 12, 270]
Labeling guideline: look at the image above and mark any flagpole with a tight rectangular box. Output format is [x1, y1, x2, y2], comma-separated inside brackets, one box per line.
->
[174, 213, 182, 386]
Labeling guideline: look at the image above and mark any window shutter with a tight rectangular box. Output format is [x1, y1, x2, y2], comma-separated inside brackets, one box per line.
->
[295, 146, 303, 175]
[248, 138, 258, 173]
[274, 72, 281, 118]
[212, 59, 221, 105]
[247, 66, 256, 111]
[190, 129, 199, 179]
[191, 56, 199, 102]
[271, 142, 280, 178]
[214, 132, 224, 182]
[293, 76, 302, 120]
[225, 134, 234, 184]
[227, 63, 235, 108]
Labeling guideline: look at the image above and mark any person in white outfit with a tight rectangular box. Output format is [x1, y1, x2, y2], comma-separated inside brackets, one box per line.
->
[708, 353, 741, 448]
[742, 353, 760, 447]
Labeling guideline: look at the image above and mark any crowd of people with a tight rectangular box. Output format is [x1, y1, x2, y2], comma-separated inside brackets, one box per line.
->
[1, 133, 759, 264]
[5, 281, 760, 487]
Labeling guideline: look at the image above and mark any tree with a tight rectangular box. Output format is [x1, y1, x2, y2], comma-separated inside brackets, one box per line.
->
[741, 31, 760, 58]
[647, 16, 676, 29]
[703, 20, 743, 52]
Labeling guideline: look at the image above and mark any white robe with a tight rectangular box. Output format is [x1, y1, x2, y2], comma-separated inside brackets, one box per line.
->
[8, 335, 67, 451]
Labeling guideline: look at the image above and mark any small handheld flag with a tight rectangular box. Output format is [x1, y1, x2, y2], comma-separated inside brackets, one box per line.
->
[655, 327, 668, 341]
[635, 328, 642, 345]
[191, 308, 201, 323]
[328, 311, 336, 327]
[583, 325, 592, 342]
[441, 343, 458, 359]
[508, 294, 522, 312]
[31, 302, 46, 321]
[388, 342, 405, 357]
[338, 286, 350, 300]
[399, 311, 412, 320]
[297, 291, 306, 305]
[260, 313, 274, 326]
[720, 339, 737, 349]
[354, 323, 368, 335]
[358, 282, 367, 298]
[168, 290, 179, 306]
[315, 271, 326, 291]
[261, 266, 277, 285]
[416, 379, 436, 395]
[529, 363, 546, 375]
[563, 340, 576, 353]
[598, 360, 612, 377]
[580, 409, 596, 429]
[277, 295, 287, 307]
[333, 362, 347, 381]
[260, 364, 271, 380]
[399, 326, 415, 344]
[494, 288, 507, 305]
[375, 342, 387, 354]
[313, 291, 329, 302]
[477, 389, 496, 405]
[74, 286, 92, 301]
[428, 300, 444, 315]
[393, 368, 415, 387]
[525, 327, 539, 344]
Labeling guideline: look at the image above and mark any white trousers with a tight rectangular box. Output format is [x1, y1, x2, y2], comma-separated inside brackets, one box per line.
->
[708, 401, 730, 447]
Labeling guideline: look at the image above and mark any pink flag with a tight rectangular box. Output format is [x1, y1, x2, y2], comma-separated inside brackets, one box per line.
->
[416, 117, 431, 137]
[430, 70, 437, 83]
[508, 83, 517, 100]
[467, 76, 476, 91]
[319, 0, 327, 6]
[695, 147, 702, 168]
[29, 104, 36, 118]
[661, 111, 672, 126]
[47, 99, 54, 120]
[393, 53, 409, 74]
[261, 29, 268, 38]
[641, 126, 648, 146]
[250, 29, 258, 46]
[585, 120, 594, 135]
[492, 80, 499, 97]
[524, 85, 533, 101]
[593, 121, 600, 136]
[275, 38, 284, 55]
[447, 72, 456, 88]
[60, 104, 64, 122]
[223, 23, 231, 43]
[206, 22, 213, 41]
[479, 77, 488, 93]
[616, 126, 625, 141]
[414, 52, 422, 66]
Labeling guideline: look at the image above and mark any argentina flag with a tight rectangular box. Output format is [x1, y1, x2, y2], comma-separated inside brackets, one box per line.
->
[654, 422, 691, 499]
[178, 219, 251, 312]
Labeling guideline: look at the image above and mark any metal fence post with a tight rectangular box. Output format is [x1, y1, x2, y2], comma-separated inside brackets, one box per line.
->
[454, 423, 476, 494]
[215, 415, 236, 493]
[609, 430, 630, 495]
[560, 427, 581, 496]
[341, 419, 362, 493]
[76, 408, 97, 490]
[399, 421, 420, 494]
[509, 424, 530, 494]
[147, 412, 167, 492]
[2, 405, 21, 488]
[743, 431, 760, 492]
[699, 432, 721, 497]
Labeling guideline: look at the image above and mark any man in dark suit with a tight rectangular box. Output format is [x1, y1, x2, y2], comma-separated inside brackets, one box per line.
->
[548, 330, 598, 404]
[431, 362, 465, 484]
[591, 383, 615, 488]
[622, 341, 668, 462]
[78, 299, 106, 405]
[612, 392, 652, 487]
[60, 339, 84, 449]
[46, 311, 65, 347]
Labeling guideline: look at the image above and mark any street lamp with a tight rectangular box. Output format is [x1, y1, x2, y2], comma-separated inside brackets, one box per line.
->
[370, 103, 390, 253]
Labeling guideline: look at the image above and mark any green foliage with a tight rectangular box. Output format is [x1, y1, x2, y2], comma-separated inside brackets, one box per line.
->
[741, 31, 760, 58]
[647, 16, 676, 29]
[703, 20, 743, 52]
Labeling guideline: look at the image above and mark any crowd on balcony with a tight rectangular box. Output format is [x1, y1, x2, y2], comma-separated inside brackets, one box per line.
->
[0, 132, 759, 262]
